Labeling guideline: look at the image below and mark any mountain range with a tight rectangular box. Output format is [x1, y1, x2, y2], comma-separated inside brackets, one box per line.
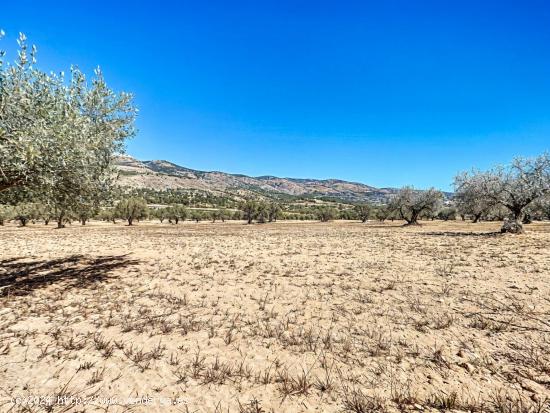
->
[115, 155, 401, 203]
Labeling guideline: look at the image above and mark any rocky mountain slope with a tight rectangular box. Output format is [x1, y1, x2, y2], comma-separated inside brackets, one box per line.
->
[115, 155, 397, 202]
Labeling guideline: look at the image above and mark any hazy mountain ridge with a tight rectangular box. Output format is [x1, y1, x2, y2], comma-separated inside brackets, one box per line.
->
[115, 155, 398, 202]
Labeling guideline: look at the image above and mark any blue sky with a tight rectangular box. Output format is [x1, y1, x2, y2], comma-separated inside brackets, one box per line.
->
[2, 1, 550, 190]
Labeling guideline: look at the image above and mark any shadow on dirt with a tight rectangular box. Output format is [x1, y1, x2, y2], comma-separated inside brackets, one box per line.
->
[422, 231, 502, 237]
[0, 255, 138, 296]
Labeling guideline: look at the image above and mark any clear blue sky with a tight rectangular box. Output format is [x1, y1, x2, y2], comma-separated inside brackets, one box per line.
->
[3, 1, 550, 190]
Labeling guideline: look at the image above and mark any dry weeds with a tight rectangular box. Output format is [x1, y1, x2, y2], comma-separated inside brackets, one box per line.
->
[1, 220, 550, 412]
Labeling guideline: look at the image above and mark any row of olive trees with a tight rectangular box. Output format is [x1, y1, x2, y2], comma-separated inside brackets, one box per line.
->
[0, 31, 136, 227]
[6, 186, 547, 229]
[239, 198, 449, 224]
[0, 202, 110, 226]
[454, 154, 550, 233]
[0, 202, 99, 226]
[239, 201, 383, 223]
[0, 198, 237, 227]
[383, 153, 550, 233]
[112, 199, 238, 225]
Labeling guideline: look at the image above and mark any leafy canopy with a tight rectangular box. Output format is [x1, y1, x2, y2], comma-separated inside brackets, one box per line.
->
[0, 31, 136, 215]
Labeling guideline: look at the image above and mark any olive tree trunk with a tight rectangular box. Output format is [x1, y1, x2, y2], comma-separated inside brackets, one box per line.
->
[501, 210, 524, 234]
[57, 211, 65, 228]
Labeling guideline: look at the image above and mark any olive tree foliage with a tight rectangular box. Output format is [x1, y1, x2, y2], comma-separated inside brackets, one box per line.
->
[317, 206, 337, 222]
[0, 204, 13, 225]
[256, 202, 269, 224]
[532, 196, 550, 220]
[0, 32, 136, 226]
[238, 200, 282, 224]
[34, 203, 54, 225]
[542, 197, 550, 220]
[454, 173, 497, 223]
[454, 154, 550, 233]
[389, 187, 443, 226]
[115, 197, 148, 226]
[210, 208, 228, 223]
[373, 205, 394, 222]
[97, 208, 117, 224]
[437, 207, 456, 221]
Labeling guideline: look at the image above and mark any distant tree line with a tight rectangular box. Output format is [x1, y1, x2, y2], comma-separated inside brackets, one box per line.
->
[123, 188, 238, 209]
[3, 175, 549, 229]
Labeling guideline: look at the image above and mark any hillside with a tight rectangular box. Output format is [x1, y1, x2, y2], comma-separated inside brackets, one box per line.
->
[115, 155, 397, 203]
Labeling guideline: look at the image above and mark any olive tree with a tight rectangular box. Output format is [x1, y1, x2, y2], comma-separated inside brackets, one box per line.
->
[34, 203, 54, 225]
[454, 173, 497, 223]
[190, 211, 203, 223]
[75, 204, 97, 225]
[354, 204, 371, 223]
[154, 208, 168, 223]
[317, 206, 337, 222]
[218, 208, 228, 222]
[268, 202, 282, 222]
[13, 203, 38, 227]
[167, 204, 187, 224]
[209, 210, 217, 223]
[455, 154, 550, 233]
[97, 208, 116, 224]
[390, 187, 443, 226]
[240, 200, 258, 224]
[115, 198, 148, 226]
[0, 32, 136, 226]
[256, 202, 269, 223]
[209, 208, 227, 223]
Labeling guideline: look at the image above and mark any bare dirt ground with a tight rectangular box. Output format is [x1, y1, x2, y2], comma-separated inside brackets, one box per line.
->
[1, 220, 550, 413]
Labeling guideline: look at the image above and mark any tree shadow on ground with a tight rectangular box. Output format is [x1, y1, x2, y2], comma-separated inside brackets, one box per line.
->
[0, 255, 139, 297]
[422, 231, 502, 237]
[362, 223, 403, 229]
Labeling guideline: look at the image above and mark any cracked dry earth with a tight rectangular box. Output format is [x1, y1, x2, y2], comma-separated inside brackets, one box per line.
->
[1, 220, 550, 413]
